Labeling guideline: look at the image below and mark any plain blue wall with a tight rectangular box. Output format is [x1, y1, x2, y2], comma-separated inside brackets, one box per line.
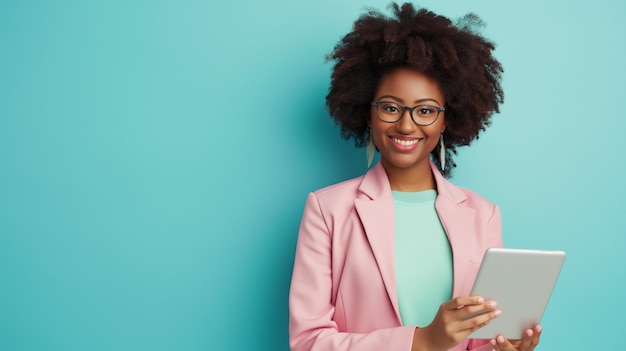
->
[1, 0, 624, 350]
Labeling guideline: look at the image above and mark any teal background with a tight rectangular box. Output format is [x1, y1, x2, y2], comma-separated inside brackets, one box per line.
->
[1, 0, 624, 350]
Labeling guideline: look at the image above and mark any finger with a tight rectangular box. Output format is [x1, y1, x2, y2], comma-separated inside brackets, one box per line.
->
[490, 338, 500, 351]
[491, 334, 517, 351]
[519, 329, 534, 350]
[530, 325, 542, 349]
[444, 295, 486, 310]
[459, 300, 498, 320]
[458, 308, 501, 333]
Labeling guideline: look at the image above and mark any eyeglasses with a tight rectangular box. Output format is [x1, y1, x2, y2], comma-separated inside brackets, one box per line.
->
[371, 101, 445, 126]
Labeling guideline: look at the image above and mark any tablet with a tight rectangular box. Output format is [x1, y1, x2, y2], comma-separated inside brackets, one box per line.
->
[467, 248, 566, 339]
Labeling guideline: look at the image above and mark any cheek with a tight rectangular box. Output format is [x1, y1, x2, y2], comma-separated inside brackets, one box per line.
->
[370, 132, 387, 153]
[370, 127, 382, 147]
[426, 126, 443, 149]
[427, 135, 440, 151]
[368, 116, 379, 133]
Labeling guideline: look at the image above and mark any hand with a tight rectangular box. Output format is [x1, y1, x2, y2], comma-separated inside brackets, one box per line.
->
[490, 325, 542, 351]
[413, 296, 501, 351]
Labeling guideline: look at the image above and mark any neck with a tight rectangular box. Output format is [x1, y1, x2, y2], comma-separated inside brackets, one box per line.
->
[381, 160, 437, 192]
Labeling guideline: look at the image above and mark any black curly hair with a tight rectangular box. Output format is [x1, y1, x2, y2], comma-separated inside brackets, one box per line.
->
[326, 2, 504, 177]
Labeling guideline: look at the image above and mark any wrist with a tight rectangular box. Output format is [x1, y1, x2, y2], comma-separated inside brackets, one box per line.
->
[411, 327, 437, 351]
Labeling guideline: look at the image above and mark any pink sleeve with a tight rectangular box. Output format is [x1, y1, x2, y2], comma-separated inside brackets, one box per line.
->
[468, 340, 494, 351]
[468, 203, 503, 351]
[490, 204, 503, 247]
[484, 203, 503, 250]
[288, 192, 416, 351]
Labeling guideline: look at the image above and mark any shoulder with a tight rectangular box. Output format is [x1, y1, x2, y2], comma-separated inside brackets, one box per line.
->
[313, 175, 364, 200]
[301, 174, 366, 221]
[431, 162, 496, 212]
[438, 177, 499, 217]
[456, 184, 496, 208]
[306, 175, 365, 217]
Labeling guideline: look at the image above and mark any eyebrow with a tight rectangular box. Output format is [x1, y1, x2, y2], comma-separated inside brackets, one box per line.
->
[375, 95, 442, 106]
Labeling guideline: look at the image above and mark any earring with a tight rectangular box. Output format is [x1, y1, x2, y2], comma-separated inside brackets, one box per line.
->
[439, 133, 446, 171]
[366, 132, 375, 167]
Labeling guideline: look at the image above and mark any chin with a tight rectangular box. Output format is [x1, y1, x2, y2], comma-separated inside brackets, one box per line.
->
[384, 156, 430, 171]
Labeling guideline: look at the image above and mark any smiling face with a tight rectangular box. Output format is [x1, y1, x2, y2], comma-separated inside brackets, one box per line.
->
[369, 67, 446, 190]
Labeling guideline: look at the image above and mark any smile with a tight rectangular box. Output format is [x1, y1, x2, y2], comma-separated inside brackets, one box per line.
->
[391, 137, 420, 146]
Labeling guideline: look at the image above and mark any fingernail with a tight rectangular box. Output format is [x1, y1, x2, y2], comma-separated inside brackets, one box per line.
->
[497, 335, 505, 344]
[490, 339, 496, 346]
[536, 325, 543, 333]
[494, 309, 502, 317]
[477, 297, 485, 304]
[526, 329, 533, 337]
[488, 301, 497, 308]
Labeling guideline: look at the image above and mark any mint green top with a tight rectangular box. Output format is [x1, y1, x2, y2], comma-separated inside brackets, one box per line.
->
[392, 190, 453, 327]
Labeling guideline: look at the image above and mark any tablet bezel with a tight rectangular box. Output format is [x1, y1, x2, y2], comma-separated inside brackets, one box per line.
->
[468, 248, 566, 339]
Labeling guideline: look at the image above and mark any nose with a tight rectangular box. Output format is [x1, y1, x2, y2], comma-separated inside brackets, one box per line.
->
[396, 108, 417, 133]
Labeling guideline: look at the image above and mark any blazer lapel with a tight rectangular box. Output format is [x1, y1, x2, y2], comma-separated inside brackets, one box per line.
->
[354, 163, 402, 324]
[435, 195, 476, 298]
[431, 163, 477, 298]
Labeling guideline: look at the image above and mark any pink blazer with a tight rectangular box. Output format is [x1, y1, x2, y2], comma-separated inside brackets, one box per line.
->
[289, 161, 503, 351]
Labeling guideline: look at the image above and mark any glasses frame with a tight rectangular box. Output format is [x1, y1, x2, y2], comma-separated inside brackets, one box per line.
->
[371, 101, 445, 126]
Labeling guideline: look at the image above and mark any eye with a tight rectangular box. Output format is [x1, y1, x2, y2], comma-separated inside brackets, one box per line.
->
[416, 106, 437, 116]
[380, 102, 401, 114]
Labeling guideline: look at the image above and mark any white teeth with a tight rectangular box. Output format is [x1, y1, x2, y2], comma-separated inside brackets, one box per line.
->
[392, 137, 419, 146]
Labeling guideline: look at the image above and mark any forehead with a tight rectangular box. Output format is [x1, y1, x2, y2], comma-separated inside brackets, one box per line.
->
[375, 67, 444, 104]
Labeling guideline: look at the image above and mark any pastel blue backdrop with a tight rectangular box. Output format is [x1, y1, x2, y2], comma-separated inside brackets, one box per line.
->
[1, 0, 624, 350]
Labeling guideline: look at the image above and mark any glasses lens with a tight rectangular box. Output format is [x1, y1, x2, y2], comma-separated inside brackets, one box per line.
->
[412, 105, 439, 125]
[377, 102, 402, 122]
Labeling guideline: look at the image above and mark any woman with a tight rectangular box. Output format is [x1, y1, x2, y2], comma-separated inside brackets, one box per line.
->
[289, 3, 542, 351]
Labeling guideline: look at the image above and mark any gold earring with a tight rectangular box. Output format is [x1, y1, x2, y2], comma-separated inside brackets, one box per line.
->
[439, 134, 446, 171]
[366, 133, 375, 167]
